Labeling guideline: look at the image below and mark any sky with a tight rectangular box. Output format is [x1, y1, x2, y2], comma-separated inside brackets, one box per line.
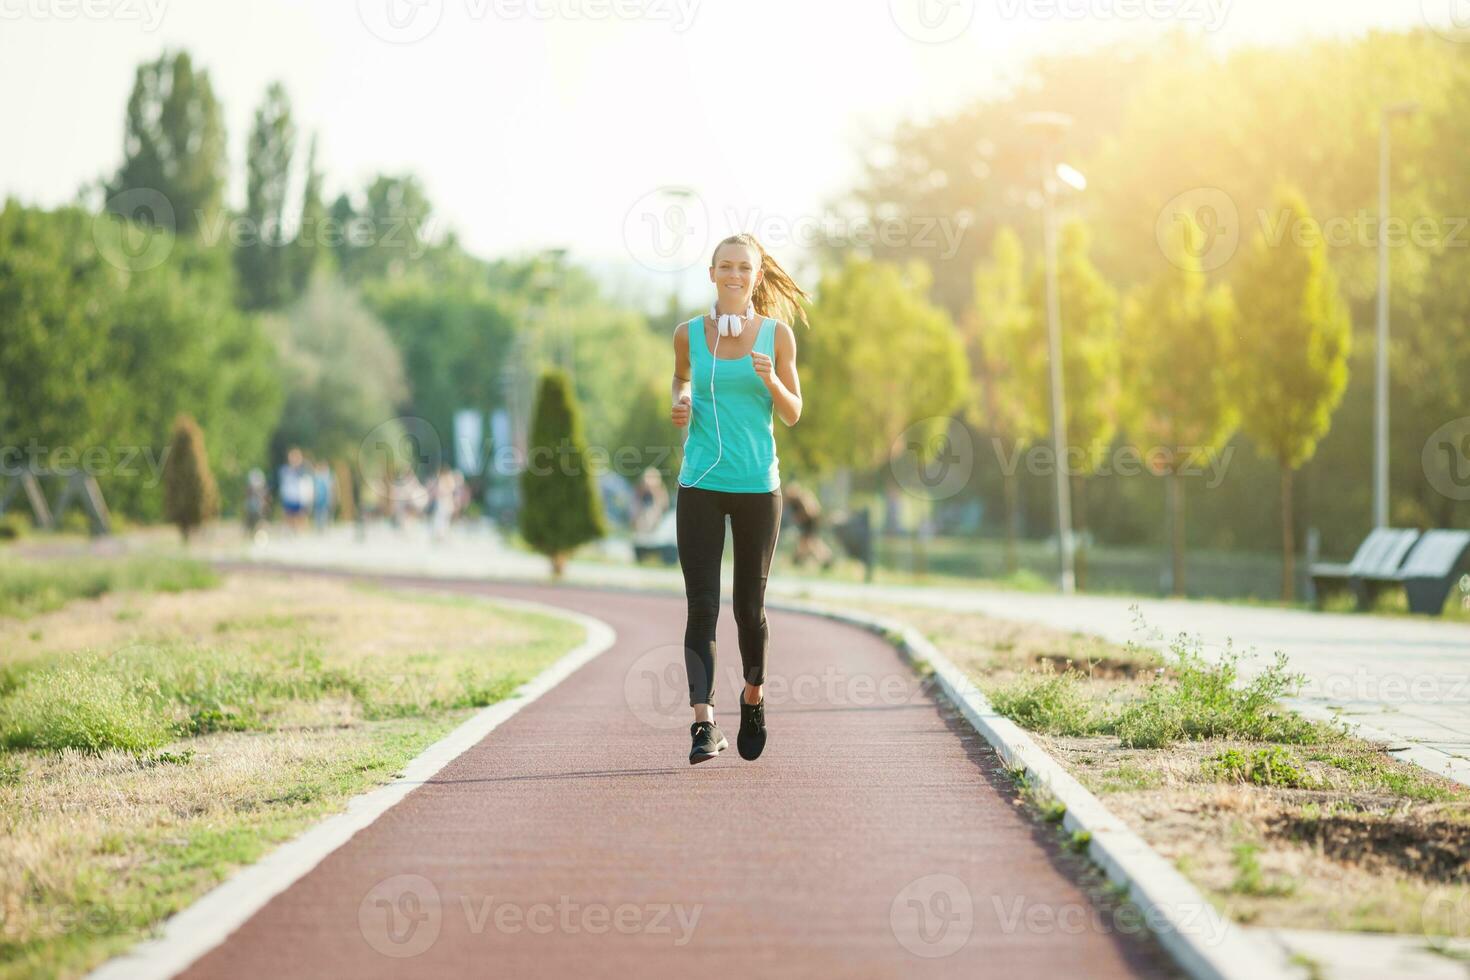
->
[0, 0, 1442, 305]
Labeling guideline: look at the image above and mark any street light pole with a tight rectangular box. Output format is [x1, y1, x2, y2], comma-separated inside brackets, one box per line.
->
[1040, 140, 1076, 594]
[1023, 111, 1080, 594]
[1375, 101, 1418, 529]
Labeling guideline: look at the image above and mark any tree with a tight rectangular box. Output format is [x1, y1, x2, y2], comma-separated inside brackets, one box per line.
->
[0, 202, 119, 456]
[291, 132, 327, 295]
[332, 175, 433, 283]
[963, 227, 1045, 573]
[0, 202, 282, 523]
[519, 370, 607, 577]
[106, 50, 226, 237]
[1234, 188, 1352, 601]
[237, 82, 297, 310]
[263, 275, 408, 465]
[785, 256, 970, 485]
[162, 414, 219, 541]
[1120, 214, 1240, 595]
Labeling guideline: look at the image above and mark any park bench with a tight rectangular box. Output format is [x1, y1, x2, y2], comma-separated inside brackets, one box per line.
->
[1311, 527, 1470, 615]
[1397, 529, 1470, 615]
[1309, 527, 1419, 611]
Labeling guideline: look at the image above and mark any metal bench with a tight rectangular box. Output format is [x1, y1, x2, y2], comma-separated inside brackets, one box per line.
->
[1309, 527, 1420, 610]
[1398, 530, 1470, 615]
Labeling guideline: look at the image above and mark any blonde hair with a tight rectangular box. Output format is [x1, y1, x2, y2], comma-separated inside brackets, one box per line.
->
[711, 233, 811, 329]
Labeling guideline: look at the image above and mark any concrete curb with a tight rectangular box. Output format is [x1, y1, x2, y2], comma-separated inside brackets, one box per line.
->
[86, 595, 617, 980]
[764, 595, 1300, 980]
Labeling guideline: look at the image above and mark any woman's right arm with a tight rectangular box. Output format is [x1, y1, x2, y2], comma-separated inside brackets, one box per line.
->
[671, 321, 692, 426]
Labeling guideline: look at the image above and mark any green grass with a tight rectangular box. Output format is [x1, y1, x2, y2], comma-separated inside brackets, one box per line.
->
[1307, 751, 1461, 803]
[0, 636, 541, 755]
[988, 632, 1346, 751]
[1111, 637, 1341, 749]
[989, 670, 1104, 736]
[0, 555, 218, 619]
[1230, 840, 1295, 897]
[1204, 746, 1314, 789]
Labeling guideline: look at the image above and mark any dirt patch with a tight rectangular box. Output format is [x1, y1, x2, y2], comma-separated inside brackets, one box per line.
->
[1267, 812, 1470, 884]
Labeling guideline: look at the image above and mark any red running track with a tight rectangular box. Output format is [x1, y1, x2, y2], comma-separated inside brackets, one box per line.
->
[172, 566, 1180, 979]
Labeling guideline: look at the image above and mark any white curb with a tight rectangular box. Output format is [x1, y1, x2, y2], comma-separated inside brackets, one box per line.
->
[86, 595, 616, 980]
[765, 595, 1300, 980]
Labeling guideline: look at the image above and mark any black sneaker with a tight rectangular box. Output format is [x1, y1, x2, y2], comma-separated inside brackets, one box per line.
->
[737, 697, 767, 761]
[689, 721, 727, 765]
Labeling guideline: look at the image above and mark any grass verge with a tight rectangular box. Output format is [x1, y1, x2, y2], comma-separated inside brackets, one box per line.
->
[0, 565, 583, 979]
[813, 596, 1470, 939]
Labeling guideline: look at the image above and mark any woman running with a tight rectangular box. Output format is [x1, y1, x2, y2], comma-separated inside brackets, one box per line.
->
[669, 232, 810, 765]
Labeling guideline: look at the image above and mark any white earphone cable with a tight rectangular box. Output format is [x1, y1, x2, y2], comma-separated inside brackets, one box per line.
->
[685, 323, 724, 488]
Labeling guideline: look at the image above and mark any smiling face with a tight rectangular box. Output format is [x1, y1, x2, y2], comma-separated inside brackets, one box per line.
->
[709, 241, 762, 308]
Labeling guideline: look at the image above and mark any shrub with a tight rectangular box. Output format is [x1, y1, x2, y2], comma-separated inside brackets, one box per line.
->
[990, 670, 1102, 736]
[162, 413, 219, 542]
[1112, 636, 1335, 749]
[1204, 745, 1314, 788]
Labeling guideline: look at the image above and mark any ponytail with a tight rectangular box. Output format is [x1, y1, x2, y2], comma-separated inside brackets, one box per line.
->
[712, 233, 812, 329]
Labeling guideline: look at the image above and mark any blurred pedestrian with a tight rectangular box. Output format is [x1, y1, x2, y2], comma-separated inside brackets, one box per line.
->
[244, 468, 270, 542]
[785, 481, 835, 570]
[630, 467, 669, 535]
[311, 460, 334, 532]
[277, 447, 309, 534]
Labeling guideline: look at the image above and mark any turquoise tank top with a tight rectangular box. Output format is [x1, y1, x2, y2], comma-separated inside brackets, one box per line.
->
[678, 315, 781, 493]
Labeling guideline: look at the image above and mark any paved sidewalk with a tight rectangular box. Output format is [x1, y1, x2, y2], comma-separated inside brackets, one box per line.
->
[207, 524, 1470, 787]
[166, 570, 1177, 978]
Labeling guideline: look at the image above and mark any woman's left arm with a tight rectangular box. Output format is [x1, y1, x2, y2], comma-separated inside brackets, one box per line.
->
[751, 322, 802, 427]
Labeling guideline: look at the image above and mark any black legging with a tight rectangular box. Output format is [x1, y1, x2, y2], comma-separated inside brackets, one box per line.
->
[676, 484, 783, 707]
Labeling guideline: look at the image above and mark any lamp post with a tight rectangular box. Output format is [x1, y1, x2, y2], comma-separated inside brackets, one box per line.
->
[1375, 101, 1419, 529]
[1022, 111, 1086, 594]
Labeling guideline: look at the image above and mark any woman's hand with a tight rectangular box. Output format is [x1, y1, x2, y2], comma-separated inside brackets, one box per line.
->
[751, 351, 777, 390]
[671, 393, 691, 427]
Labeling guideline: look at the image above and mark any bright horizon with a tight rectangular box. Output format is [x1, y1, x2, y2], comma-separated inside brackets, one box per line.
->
[0, 0, 1441, 302]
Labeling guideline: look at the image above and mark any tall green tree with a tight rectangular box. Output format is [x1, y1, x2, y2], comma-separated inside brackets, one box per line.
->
[1120, 215, 1240, 595]
[1234, 188, 1352, 600]
[107, 50, 226, 237]
[291, 132, 327, 295]
[785, 257, 970, 485]
[519, 369, 607, 578]
[963, 227, 1045, 572]
[237, 82, 297, 310]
